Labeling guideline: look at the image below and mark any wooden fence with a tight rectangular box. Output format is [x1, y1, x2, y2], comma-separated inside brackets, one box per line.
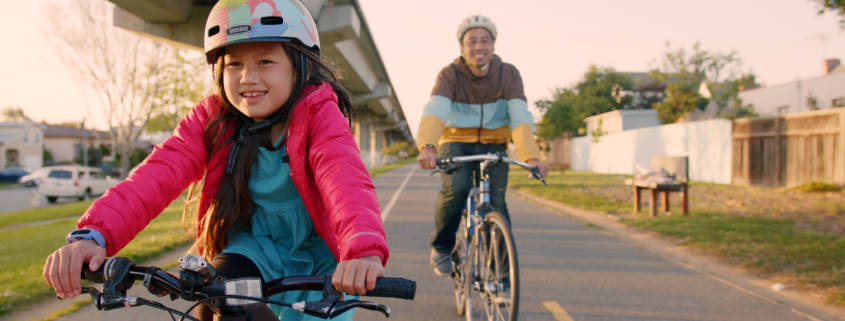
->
[540, 132, 572, 170]
[732, 108, 845, 186]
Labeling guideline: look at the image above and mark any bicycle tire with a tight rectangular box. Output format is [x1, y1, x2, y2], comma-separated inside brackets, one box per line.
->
[453, 213, 470, 316]
[465, 211, 519, 321]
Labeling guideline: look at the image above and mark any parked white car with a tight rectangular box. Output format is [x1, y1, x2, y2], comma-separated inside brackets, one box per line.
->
[18, 167, 51, 187]
[38, 165, 117, 203]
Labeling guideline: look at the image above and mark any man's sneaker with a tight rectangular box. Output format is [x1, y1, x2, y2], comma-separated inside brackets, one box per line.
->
[430, 248, 453, 277]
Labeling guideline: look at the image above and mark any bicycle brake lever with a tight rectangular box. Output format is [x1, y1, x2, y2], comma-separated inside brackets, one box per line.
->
[529, 168, 546, 183]
[328, 300, 390, 318]
[80, 287, 101, 306]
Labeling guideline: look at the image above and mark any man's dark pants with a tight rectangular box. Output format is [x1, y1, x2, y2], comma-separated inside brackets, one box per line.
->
[430, 142, 510, 253]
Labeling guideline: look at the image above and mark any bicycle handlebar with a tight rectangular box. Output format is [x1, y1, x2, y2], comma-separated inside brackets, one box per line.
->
[435, 153, 547, 185]
[77, 255, 415, 320]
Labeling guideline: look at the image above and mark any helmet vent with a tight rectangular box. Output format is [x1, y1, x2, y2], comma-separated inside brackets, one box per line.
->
[260, 16, 284, 25]
[208, 26, 220, 37]
[227, 25, 251, 35]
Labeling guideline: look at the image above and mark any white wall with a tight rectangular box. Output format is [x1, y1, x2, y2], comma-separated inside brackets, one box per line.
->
[44, 137, 77, 163]
[572, 119, 732, 184]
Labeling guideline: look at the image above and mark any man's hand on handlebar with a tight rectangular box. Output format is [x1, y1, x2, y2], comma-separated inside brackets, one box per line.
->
[332, 255, 384, 296]
[417, 148, 437, 170]
[43, 240, 106, 300]
[526, 158, 550, 178]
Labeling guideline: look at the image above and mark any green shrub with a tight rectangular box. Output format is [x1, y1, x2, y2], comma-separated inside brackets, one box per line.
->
[382, 141, 415, 156]
[791, 182, 842, 193]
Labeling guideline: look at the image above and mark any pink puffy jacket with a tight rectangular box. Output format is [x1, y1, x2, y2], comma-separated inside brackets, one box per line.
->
[77, 82, 389, 265]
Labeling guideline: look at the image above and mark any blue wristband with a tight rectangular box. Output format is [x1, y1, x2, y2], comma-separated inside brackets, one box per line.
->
[66, 228, 107, 249]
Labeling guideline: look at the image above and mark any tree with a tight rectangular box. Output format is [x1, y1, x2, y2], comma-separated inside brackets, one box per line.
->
[814, 0, 845, 28]
[536, 66, 633, 139]
[41, 0, 208, 177]
[650, 41, 755, 123]
[145, 51, 212, 134]
[2, 107, 32, 122]
[536, 88, 578, 139]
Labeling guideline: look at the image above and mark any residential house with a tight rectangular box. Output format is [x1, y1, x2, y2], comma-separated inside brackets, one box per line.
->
[0, 122, 45, 170]
[43, 124, 113, 165]
[618, 72, 666, 110]
[739, 58, 845, 116]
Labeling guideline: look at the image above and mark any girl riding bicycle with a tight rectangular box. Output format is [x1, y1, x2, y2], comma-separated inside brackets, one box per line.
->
[42, 0, 388, 319]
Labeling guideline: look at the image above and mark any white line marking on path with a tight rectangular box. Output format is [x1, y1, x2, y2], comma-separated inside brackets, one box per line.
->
[542, 301, 575, 321]
[381, 166, 417, 222]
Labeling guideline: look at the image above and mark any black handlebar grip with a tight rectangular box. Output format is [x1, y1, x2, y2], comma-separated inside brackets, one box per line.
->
[80, 262, 105, 283]
[363, 277, 416, 300]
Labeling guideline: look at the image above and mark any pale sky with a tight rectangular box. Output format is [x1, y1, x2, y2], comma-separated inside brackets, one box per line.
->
[2, 0, 844, 138]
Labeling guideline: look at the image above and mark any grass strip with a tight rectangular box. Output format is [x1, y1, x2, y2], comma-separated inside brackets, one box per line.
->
[0, 201, 94, 229]
[509, 169, 845, 305]
[0, 201, 192, 317]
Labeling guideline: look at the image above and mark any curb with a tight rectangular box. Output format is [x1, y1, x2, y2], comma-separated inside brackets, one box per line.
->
[510, 189, 845, 321]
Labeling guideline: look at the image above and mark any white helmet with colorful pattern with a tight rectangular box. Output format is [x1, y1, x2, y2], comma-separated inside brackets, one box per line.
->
[203, 0, 320, 64]
[456, 14, 497, 43]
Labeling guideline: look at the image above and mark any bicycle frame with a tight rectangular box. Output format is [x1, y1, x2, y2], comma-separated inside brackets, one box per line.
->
[463, 157, 495, 242]
[437, 153, 543, 321]
[442, 153, 543, 245]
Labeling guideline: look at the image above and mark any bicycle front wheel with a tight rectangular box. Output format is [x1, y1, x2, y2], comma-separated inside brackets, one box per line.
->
[454, 212, 470, 316]
[466, 211, 519, 321]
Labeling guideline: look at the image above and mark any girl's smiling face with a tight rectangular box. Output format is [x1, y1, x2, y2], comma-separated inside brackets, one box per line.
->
[222, 42, 295, 121]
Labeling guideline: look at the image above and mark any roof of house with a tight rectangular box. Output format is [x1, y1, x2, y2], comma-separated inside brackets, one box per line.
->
[43, 124, 110, 140]
[0, 121, 46, 129]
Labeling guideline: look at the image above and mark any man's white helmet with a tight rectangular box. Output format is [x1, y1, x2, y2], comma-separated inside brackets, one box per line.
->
[456, 15, 497, 43]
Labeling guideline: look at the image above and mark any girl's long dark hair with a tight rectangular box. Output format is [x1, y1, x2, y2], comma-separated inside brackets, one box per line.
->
[188, 42, 353, 259]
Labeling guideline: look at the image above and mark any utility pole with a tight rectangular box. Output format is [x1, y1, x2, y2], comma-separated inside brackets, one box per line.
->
[81, 118, 88, 167]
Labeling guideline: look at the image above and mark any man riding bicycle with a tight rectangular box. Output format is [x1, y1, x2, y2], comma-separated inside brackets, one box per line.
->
[417, 14, 550, 277]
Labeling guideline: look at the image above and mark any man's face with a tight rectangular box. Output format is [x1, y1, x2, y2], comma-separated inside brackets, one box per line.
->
[460, 27, 495, 71]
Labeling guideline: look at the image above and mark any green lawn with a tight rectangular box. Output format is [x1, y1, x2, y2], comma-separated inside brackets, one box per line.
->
[0, 201, 94, 229]
[509, 169, 845, 305]
[0, 201, 192, 317]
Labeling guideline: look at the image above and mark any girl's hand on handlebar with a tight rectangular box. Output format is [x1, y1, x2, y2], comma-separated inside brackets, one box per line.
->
[417, 148, 437, 170]
[332, 255, 384, 296]
[43, 240, 106, 300]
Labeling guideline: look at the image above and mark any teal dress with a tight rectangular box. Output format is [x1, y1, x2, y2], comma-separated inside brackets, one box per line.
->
[221, 135, 354, 320]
